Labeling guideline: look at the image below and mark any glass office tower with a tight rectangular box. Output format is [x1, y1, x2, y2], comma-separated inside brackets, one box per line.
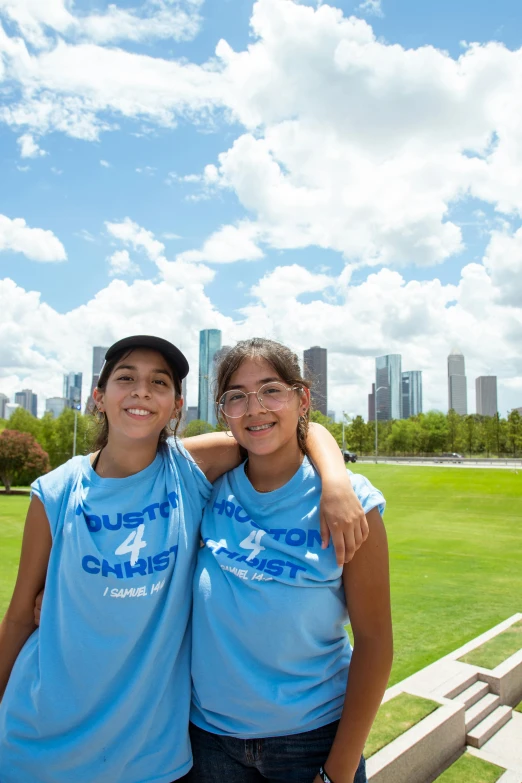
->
[447, 348, 467, 414]
[198, 329, 222, 426]
[375, 354, 402, 421]
[401, 370, 423, 419]
[476, 376, 497, 417]
[63, 372, 83, 410]
[303, 346, 328, 416]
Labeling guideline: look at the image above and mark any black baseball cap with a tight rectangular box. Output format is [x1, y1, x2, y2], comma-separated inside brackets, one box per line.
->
[104, 335, 189, 380]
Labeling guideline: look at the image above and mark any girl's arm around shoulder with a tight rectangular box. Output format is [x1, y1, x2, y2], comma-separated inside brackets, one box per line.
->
[316, 508, 393, 783]
[181, 432, 241, 484]
[307, 423, 369, 566]
[0, 496, 52, 701]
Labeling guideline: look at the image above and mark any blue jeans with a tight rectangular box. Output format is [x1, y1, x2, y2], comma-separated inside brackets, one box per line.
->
[186, 721, 367, 783]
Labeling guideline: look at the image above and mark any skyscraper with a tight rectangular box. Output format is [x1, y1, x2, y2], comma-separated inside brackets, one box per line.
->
[198, 329, 222, 425]
[448, 348, 467, 414]
[14, 389, 38, 417]
[0, 393, 9, 419]
[303, 346, 327, 415]
[64, 372, 83, 410]
[476, 376, 498, 417]
[401, 371, 423, 419]
[45, 397, 67, 417]
[92, 347, 107, 384]
[86, 346, 109, 413]
[368, 383, 375, 422]
[375, 354, 402, 421]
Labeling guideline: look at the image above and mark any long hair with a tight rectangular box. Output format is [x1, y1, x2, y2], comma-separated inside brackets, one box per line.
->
[214, 338, 312, 456]
[91, 348, 183, 452]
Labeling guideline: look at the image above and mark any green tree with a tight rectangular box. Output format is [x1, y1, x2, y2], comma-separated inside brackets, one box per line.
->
[42, 409, 93, 469]
[425, 411, 448, 453]
[182, 419, 216, 438]
[6, 407, 42, 440]
[374, 419, 392, 457]
[463, 414, 479, 456]
[478, 416, 497, 457]
[446, 409, 461, 452]
[348, 415, 367, 454]
[507, 409, 522, 457]
[0, 429, 50, 492]
[387, 419, 412, 455]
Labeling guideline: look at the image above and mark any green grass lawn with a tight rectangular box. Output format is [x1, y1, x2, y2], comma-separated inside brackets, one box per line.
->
[0, 494, 31, 616]
[434, 752, 505, 782]
[1, 468, 522, 688]
[459, 619, 522, 668]
[351, 466, 522, 685]
[364, 693, 439, 757]
[515, 701, 522, 713]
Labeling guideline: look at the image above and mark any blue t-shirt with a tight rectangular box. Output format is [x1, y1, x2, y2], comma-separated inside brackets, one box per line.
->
[191, 458, 385, 738]
[0, 440, 211, 783]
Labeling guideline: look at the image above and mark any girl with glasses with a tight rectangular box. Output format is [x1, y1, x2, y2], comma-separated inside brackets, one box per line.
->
[189, 338, 393, 783]
[0, 335, 367, 783]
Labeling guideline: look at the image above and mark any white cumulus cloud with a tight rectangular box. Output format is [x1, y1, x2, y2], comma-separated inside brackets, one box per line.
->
[17, 133, 46, 158]
[108, 249, 141, 278]
[0, 0, 203, 48]
[0, 215, 66, 262]
[358, 0, 384, 18]
[106, 217, 166, 263]
[177, 222, 264, 265]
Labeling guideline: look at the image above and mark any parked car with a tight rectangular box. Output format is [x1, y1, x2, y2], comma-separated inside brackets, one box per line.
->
[342, 450, 358, 463]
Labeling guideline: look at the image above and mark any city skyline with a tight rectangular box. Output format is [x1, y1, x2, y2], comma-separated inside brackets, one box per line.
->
[1, 1, 522, 427]
[0, 341, 517, 424]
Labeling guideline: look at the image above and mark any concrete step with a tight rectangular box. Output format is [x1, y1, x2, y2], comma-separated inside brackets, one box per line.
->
[444, 672, 478, 700]
[466, 706, 512, 748]
[497, 772, 522, 783]
[456, 680, 490, 709]
[465, 693, 500, 731]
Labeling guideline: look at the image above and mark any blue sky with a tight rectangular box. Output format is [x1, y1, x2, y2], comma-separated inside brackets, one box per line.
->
[1, 0, 521, 418]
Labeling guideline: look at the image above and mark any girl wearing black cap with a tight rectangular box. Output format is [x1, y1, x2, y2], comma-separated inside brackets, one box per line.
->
[0, 335, 367, 783]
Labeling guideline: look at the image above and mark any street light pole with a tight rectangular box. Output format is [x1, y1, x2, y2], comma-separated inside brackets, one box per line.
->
[374, 386, 387, 463]
[72, 398, 80, 457]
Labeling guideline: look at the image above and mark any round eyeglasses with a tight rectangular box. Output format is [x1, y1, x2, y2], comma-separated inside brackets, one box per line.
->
[219, 382, 302, 418]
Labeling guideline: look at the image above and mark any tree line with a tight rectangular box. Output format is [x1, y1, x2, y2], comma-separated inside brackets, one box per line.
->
[1, 406, 521, 491]
[310, 408, 522, 458]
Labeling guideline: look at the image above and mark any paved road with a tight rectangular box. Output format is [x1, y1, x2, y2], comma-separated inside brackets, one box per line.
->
[357, 460, 522, 470]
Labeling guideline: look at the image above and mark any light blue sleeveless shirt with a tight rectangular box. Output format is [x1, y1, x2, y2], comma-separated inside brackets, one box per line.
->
[0, 440, 211, 783]
[191, 459, 385, 738]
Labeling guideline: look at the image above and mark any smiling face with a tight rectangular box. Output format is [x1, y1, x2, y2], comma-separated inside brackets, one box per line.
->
[223, 357, 310, 458]
[93, 348, 182, 446]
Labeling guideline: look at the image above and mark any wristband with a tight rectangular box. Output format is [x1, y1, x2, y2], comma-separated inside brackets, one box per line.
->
[319, 766, 335, 783]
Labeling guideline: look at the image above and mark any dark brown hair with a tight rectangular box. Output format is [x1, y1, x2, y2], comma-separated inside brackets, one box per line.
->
[214, 338, 312, 455]
[91, 347, 183, 452]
